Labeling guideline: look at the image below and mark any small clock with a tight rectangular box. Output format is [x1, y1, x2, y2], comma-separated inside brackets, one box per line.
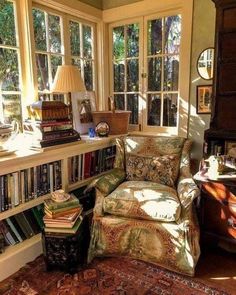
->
[95, 121, 110, 137]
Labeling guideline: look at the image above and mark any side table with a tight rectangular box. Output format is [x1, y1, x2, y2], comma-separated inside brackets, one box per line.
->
[42, 217, 90, 273]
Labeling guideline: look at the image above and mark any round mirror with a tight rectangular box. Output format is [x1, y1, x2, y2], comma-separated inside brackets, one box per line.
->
[197, 47, 214, 80]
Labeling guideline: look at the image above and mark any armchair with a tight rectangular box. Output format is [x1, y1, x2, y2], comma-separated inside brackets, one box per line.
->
[88, 136, 200, 276]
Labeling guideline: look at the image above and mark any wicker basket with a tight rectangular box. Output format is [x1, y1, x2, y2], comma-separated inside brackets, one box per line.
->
[92, 111, 131, 135]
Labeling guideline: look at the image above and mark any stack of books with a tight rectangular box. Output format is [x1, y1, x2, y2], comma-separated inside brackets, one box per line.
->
[43, 193, 83, 234]
[23, 101, 80, 148]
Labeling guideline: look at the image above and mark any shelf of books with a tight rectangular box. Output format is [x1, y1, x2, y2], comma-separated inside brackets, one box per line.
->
[0, 136, 118, 281]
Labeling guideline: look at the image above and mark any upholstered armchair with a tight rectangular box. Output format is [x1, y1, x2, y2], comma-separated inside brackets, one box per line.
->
[88, 136, 200, 276]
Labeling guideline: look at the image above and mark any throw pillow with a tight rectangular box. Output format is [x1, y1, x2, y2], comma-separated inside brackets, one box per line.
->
[126, 154, 180, 187]
[95, 168, 126, 195]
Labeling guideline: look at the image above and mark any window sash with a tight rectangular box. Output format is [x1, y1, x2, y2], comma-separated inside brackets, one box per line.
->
[109, 11, 182, 134]
[0, 0, 23, 125]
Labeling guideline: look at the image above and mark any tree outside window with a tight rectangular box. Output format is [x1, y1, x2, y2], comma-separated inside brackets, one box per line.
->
[0, 0, 22, 125]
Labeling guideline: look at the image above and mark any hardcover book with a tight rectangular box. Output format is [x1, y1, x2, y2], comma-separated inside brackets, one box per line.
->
[44, 216, 83, 234]
[44, 194, 80, 211]
[44, 206, 82, 219]
[43, 210, 82, 229]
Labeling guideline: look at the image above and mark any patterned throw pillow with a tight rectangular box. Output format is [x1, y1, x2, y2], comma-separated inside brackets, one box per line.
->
[95, 168, 126, 195]
[126, 154, 180, 187]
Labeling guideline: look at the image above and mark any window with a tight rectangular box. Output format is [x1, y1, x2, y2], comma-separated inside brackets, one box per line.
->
[0, 0, 22, 124]
[32, 6, 96, 101]
[110, 14, 183, 134]
[112, 23, 140, 125]
[32, 7, 64, 101]
[146, 15, 181, 128]
[70, 19, 95, 91]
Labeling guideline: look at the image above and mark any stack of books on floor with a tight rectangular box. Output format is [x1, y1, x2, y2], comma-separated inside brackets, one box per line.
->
[23, 101, 80, 148]
[43, 191, 83, 234]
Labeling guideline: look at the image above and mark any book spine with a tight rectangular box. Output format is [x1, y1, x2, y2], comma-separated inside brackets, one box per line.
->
[13, 172, 20, 206]
[6, 218, 23, 242]
[31, 207, 44, 230]
[0, 176, 4, 212]
[49, 163, 54, 193]
[84, 152, 92, 179]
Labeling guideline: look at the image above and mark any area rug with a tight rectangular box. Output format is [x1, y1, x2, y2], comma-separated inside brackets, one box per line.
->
[0, 256, 229, 295]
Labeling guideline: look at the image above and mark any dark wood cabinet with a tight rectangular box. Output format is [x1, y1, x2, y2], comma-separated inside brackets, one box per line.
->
[199, 180, 236, 250]
[209, 0, 236, 132]
[201, 0, 236, 251]
[204, 0, 236, 156]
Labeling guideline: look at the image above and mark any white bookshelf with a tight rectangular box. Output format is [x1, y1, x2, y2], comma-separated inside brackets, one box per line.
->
[0, 234, 42, 281]
[0, 135, 117, 282]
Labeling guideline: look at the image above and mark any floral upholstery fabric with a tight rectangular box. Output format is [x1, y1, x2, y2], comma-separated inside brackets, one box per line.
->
[95, 168, 126, 196]
[89, 136, 200, 276]
[88, 213, 200, 276]
[126, 153, 180, 187]
[103, 181, 181, 222]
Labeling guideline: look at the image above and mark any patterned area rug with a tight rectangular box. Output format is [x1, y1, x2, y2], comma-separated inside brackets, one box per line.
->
[0, 256, 229, 295]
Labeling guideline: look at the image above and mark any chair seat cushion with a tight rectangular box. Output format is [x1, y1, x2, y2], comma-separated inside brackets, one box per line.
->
[103, 181, 181, 222]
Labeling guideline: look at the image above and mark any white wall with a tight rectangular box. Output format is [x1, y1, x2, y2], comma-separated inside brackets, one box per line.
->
[188, 0, 216, 161]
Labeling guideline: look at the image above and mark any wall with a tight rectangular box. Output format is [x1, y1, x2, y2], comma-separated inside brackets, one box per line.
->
[188, 0, 216, 160]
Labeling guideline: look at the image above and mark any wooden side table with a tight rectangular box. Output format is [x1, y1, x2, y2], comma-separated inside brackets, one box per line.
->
[42, 217, 90, 273]
[194, 172, 236, 252]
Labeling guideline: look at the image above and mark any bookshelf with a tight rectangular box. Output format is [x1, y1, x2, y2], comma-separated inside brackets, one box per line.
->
[0, 135, 117, 281]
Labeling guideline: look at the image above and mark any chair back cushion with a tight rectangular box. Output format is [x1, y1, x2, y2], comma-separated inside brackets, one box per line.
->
[123, 136, 185, 187]
[103, 180, 181, 222]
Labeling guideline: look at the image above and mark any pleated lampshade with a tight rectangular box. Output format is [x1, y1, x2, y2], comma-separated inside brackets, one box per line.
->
[52, 65, 86, 93]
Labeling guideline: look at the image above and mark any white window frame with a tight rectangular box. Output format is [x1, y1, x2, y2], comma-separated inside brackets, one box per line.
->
[67, 15, 97, 92]
[32, 3, 98, 101]
[0, 0, 23, 124]
[104, 0, 193, 137]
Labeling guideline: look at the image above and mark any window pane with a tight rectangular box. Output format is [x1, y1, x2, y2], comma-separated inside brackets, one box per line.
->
[147, 94, 161, 126]
[165, 15, 181, 54]
[70, 21, 80, 56]
[83, 25, 92, 59]
[148, 57, 162, 91]
[36, 53, 49, 91]
[127, 59, 139, 92]
[163, 93, 178, 127]
[72, 57, 81, 69]
[51, 55, 62, 81]
[84, 60, 93, 91]
[48, 14, 61, 53]
[113, 26, 124, 60]
[114, 94, 125, 110]
[114, 61, 125, 92]
[32, 8, 46, 51]
[1, 49, 20, 91]
[38, 93, 50, 101]
[164, 56, 179, 91]
[127, 23, 139, 58]
[2, 94, 21, 124]
[0, 1, 16, 46]
[127, 94, 138, 124]
[148, 19, 162, 55]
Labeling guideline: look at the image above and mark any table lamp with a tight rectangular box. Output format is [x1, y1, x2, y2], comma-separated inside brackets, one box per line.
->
[51, 65, 86, 126]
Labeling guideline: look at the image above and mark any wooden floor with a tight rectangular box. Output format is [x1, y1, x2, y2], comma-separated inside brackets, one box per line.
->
[195, 247, 236, 294]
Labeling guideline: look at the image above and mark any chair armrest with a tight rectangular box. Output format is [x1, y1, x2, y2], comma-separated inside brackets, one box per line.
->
[177, 176, 200, 215]
[95, 168, 126, 195]
[87, 168, 126, 217]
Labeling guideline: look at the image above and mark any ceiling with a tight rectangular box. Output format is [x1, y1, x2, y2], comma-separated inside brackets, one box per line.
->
[79, 0, 142, 10]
